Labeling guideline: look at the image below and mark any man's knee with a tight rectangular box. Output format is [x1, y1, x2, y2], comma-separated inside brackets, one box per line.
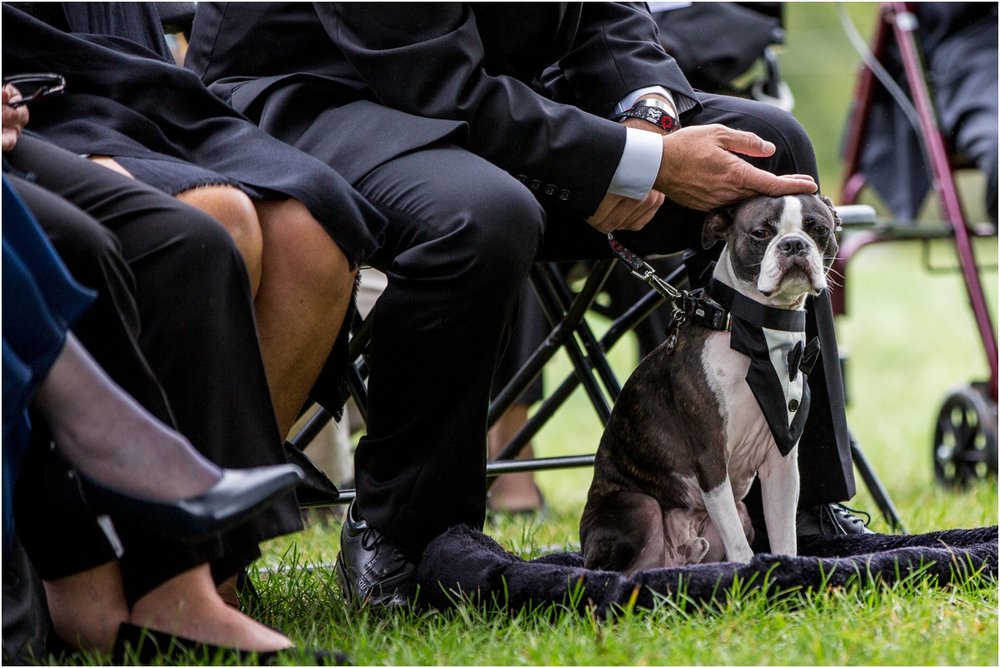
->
[462, 178, 544, 277]
[20, 192, 128, 294]
[393, 173, 544, 293]
[113, 199, 251, 299]
[744, 104, 815, 177]
[701, 95, 817, 178]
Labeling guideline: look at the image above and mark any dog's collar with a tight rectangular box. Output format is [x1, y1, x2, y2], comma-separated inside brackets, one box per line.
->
[703, 277, 806, 334]
[675, 289, 732, 332]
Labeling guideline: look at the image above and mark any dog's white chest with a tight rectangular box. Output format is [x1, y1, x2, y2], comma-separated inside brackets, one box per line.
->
[700, 332, 777, 495]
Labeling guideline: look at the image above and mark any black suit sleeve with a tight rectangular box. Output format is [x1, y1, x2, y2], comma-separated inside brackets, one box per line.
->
[315, 3, 681, 218]
[549, 3, 697, 117]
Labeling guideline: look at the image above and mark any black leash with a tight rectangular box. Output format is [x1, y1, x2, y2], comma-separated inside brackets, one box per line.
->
[607, 233, 730, 352]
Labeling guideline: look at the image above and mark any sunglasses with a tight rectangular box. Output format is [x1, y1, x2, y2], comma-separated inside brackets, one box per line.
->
[4, 73, 67, 108]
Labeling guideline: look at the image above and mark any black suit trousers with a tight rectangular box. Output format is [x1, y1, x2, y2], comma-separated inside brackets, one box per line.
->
[7, 135, 301, 604]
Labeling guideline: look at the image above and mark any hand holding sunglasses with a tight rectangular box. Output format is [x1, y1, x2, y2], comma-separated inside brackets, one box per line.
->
[4, 73, 66, 108]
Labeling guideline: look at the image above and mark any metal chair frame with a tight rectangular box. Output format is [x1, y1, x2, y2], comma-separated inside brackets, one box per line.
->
[290, 238, 905, 535]
[288, 257, 686, 505]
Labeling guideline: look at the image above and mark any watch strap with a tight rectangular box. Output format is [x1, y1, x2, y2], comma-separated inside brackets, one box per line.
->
[613, 100, 680, 133]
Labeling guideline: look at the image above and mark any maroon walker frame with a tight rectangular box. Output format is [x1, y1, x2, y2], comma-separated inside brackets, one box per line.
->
[833, 2, 998, 486]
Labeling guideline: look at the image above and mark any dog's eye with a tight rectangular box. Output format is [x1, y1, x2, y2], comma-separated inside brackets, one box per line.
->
[750, 227, 770, 240]
[804, 218, 830, 239]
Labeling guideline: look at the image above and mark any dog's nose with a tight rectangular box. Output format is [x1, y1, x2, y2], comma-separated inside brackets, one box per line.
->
[778, 237, 808, 256]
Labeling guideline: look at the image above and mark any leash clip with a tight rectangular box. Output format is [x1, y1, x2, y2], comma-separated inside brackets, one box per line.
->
[607, 233, 683, 301]
[607, 233, 655, 279]
[607, 234, 734, 345]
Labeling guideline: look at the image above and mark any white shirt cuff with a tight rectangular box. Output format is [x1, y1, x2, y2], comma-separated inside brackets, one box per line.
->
[607, 127, 663, 200]
[615, 86, 678, 117]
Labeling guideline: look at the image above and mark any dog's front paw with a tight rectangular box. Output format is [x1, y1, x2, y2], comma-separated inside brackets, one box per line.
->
[726, 544, 755, 564]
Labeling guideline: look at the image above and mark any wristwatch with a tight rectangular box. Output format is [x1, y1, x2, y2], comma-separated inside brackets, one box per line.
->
[613, 98, 680, 133]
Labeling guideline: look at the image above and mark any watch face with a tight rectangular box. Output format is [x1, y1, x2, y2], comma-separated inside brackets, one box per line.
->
[634, 98, 671, 113]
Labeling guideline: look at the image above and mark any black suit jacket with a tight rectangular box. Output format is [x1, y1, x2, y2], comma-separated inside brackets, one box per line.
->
[187, 2, 696, 218]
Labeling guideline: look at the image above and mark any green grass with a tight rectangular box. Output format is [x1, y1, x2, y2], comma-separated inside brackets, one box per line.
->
[246, 565, 996, 666]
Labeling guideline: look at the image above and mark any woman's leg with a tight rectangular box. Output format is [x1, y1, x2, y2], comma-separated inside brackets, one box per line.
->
[175, 185, 264, 294]
[33, 333, 220, 500]
[6, 175, 219, 501]
[173, 187, 354, 438]
[93, 159, 353, 438]
[7, 135, 300, 611]
[42, 562, 128, 652]
[43, 559, 292, 653]
[89, 157, 266, 294]
[253, 199, 357, 437]
[486, 404, 544, 513]
[5, 143, 297, 654]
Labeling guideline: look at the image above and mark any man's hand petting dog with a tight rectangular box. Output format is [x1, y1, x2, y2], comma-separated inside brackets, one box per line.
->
[580, 193, 841, 574]
[657, 125, 817, 211]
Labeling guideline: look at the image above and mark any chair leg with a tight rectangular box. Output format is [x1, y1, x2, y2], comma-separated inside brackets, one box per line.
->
[850, 432, 906, 533]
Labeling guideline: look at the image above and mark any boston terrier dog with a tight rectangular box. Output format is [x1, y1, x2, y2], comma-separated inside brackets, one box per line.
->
[580, 194, 841, 573]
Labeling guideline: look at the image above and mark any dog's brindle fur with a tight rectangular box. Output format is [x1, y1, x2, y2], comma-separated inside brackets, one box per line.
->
[581, 194, 840, 573]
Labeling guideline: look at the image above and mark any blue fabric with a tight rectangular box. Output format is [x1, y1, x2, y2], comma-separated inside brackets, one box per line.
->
[2, 176, 95, 549]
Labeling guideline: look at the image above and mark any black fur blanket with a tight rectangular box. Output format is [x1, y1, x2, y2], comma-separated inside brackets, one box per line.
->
[416, 525, 997, 614]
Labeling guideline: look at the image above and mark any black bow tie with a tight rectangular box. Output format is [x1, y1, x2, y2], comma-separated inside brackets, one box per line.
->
[705, 278, 819, 456]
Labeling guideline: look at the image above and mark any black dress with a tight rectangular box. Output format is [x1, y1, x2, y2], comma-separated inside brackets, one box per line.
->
[4, 0, 388, 424]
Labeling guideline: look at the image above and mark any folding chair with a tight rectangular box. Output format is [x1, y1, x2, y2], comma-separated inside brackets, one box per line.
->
[287, 256, 689, 506]
[833, 2, 998, 489]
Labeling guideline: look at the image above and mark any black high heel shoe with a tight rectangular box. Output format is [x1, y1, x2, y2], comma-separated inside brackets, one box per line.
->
[77, 465, 304, 540]
[111, 622, 351, 665]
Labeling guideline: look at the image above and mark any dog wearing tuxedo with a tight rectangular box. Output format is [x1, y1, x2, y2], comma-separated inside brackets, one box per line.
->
[581, 194, 841, 572]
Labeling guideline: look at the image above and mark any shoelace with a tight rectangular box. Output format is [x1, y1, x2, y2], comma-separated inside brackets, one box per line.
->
[360, 527, 383, 551]
[822, 503, 871, 534]
[360, 527, 412, 571]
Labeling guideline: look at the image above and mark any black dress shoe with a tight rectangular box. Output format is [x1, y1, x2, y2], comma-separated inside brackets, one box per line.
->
[797, 503, 873, 538]
[78, 465, 304, 541]
[112, 622, 350, 666]
[335, 501, 418, 608]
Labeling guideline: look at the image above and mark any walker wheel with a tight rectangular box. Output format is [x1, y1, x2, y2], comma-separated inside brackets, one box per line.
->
[933, 384, 998, 487]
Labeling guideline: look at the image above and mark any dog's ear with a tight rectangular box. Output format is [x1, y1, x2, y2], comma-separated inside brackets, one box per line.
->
[702, 206, 736, 249]
[816, 193, 842, 263]
[817, 194, 842, 231]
